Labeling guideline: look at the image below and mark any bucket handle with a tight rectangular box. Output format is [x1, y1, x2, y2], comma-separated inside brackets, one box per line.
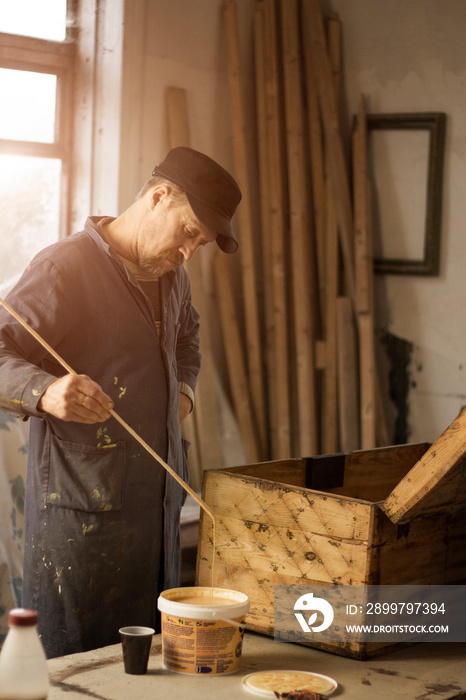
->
[211, 612, 247, 629]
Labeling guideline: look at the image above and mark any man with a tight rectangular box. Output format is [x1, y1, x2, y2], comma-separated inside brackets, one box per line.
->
[0, 146, 241, 658]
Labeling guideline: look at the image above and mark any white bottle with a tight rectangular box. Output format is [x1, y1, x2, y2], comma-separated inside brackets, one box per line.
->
[0, 608, 49, 700]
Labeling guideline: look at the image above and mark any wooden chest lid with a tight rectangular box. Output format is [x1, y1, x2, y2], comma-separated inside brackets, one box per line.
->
[382, 408, 466, 524]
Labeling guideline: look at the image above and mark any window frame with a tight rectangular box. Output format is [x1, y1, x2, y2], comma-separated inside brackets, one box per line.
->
[0, 15, 76, 240]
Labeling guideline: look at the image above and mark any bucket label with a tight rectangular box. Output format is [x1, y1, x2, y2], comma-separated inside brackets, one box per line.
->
[161, 614, 244, 675]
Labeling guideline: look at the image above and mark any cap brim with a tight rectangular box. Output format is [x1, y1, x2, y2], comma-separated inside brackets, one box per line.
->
[186, 192, 238, 254]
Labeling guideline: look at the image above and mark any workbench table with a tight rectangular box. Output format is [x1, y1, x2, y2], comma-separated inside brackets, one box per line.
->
[47, 631, 466, 699]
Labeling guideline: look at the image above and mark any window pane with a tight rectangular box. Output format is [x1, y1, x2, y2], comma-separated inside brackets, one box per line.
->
[0, 155, 61, 291]
[0, 69, 57, 142]
[0, 0, 67, 41]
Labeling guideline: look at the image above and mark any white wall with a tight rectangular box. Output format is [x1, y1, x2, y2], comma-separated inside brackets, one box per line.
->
[328, 0, 466, 443]
[89, 0, 466, 448]
[74, 0, 256, 215]
[118, 0, 257, 211]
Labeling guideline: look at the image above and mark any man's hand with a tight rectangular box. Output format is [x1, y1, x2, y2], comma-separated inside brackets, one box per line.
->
[38, 374, 114, 424]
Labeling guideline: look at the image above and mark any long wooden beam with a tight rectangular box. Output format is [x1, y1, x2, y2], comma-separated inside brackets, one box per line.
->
[260, 0, 291, 458]
[165, 86, 223, 489]
[223, 0, 268, 459]
[280, 0, 318, 456]
[304, 0, 355, 306]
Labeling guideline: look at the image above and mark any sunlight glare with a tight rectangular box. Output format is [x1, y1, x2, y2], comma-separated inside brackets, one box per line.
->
[0, 69, 57, 142]
[0, 0, 67, 41]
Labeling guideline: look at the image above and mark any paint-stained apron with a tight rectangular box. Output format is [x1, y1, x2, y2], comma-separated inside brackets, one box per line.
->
[21, 314, 170, 656]
[9, 225, 194, 658]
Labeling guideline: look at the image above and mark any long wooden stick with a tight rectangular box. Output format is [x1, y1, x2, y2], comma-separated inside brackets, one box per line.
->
[213, 253, 260, 463]
[165, 86, 190, 148]
[223, 0, 267, 460]
[166, 88, 201, 485]
[262, 0, 291, 459]
[304, 0, 355, 307]
[336, 295, 359, 452]
[0, 295, 214, 524]
[352, 96, 376, 449]
[165, 85, 224, 491]
[253, 4, 276, 459]
[322, 174, 339, 453]
[280, 0, 318, 456]
[302, 11, 326, 326]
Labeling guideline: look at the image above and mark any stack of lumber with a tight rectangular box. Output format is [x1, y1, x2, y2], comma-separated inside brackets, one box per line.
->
[216, 0, 387, 462]
[165, 86, 249, 491]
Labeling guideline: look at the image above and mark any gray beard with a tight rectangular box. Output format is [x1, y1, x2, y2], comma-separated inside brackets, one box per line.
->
[140, 259, 170, 277]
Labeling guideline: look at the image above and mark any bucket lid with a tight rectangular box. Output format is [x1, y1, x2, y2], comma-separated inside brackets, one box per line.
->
[158, 586, 249, 621]
[382, 408, 466, 524]
[242, 670, 338, 696]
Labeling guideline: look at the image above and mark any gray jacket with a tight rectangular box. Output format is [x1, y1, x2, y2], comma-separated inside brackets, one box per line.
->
[0, 217, 201, 657]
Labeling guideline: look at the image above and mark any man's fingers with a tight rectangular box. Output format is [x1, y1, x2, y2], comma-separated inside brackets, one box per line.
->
[73, 376, 114, 421]
[39, 374, 114, 423]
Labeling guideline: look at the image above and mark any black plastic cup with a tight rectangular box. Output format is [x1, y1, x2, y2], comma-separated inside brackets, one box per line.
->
[119, 626, 155, 675]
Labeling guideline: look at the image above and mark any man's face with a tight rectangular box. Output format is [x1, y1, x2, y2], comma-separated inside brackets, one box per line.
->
[137, 187, 217, 276]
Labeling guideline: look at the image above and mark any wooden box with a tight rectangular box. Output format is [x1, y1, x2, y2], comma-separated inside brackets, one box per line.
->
[196, 409, 466, 659]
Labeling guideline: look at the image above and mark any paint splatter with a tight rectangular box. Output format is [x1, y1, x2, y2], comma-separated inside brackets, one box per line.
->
[96, 426, 117, 448]
[82, 523, 94, 536]
[119, 386, 127, 399]
[48, 479, 62, 504]
[54, 567, 64, 587]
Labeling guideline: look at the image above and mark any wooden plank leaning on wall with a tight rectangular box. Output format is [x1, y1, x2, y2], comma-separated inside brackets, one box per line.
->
[223, 0, 267, 461]
[165, 86, 224, 491]
[258, 0, 292, 459]
[280, 0, 319, 456]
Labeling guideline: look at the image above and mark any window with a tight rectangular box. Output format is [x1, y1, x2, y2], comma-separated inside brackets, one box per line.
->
[0, 1, 75, 293]
[0, 0, 67, 41]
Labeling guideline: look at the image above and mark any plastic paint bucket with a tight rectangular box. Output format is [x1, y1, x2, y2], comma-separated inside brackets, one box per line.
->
[157, 586, 249, 675]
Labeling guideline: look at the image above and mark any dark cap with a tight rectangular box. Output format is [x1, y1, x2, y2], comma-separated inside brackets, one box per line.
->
[151, 147, 241, 253]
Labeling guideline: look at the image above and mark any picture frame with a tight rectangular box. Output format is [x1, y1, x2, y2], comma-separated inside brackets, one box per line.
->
[366, 112, 446, 276]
